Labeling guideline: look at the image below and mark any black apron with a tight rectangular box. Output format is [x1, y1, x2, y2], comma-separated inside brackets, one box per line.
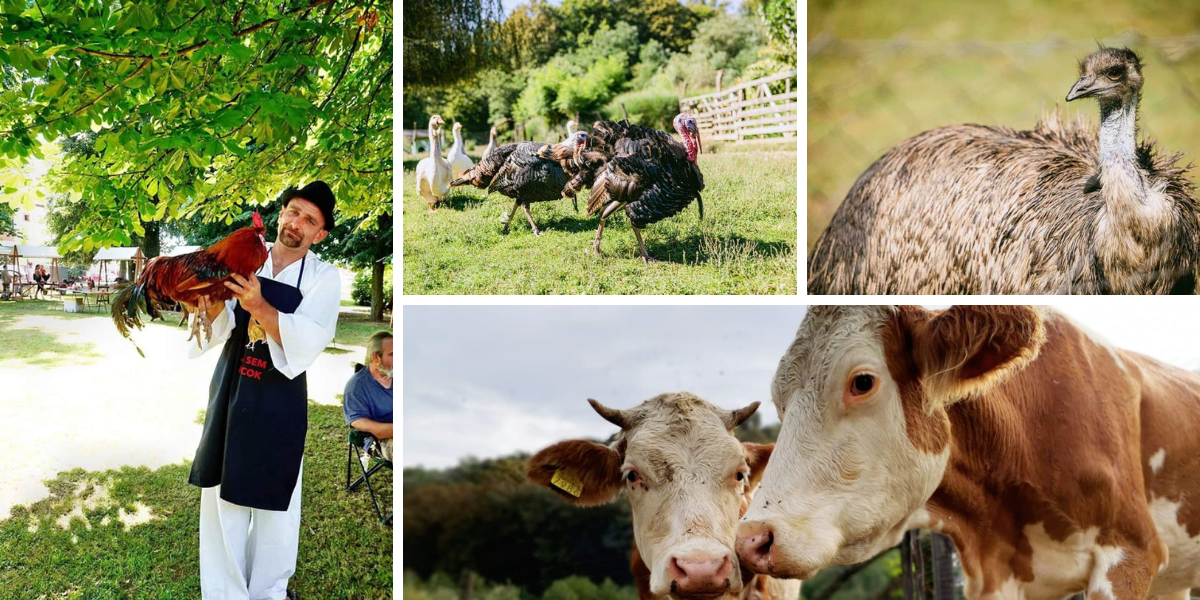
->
[189, 257, 308, 511]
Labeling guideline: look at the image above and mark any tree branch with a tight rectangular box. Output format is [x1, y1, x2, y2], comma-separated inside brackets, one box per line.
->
[811, 548, 897, 600]
[73, 0, 336, 61]
[318, 26, 362, 111]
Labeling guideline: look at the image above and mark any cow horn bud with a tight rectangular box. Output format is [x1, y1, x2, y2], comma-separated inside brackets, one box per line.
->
[588, 398, 629, 430]
[725, 401, 761, 430]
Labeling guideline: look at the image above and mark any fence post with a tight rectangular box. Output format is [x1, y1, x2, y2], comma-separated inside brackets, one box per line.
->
[931, 532, 955, 600]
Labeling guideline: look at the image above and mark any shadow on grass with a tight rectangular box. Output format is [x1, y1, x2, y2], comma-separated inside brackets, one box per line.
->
[0, 302, 105, 367]
[438, 190, 490, 211]
[0, 403, 393, 600]
[643, 232, 793, 265]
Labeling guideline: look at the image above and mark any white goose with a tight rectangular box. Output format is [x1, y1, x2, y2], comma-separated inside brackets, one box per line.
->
[481, 126, 498, 161]
[447, 122, 474, 178]
[415, 115, 451, 211]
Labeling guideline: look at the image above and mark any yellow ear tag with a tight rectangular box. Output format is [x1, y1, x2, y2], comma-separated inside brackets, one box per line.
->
[551, 470, 583, 497]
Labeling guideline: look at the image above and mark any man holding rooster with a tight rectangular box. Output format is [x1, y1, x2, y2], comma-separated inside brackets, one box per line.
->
[188, 181, 343, 600]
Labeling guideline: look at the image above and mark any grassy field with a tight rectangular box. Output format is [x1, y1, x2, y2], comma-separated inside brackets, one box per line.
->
[0, 299, 393, 598]
[403, 140, 797, 294]
[807, 0, 1200, 250]
[0, 403, 392, 599]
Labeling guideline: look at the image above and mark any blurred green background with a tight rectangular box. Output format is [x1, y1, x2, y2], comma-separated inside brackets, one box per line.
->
[807, 0, 1200, 250]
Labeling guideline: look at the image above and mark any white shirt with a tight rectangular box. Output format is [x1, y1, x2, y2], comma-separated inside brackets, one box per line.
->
[190, 249, 341, 380]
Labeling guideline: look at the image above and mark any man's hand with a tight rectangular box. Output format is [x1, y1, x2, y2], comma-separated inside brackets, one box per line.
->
[225, 273, 269, 316]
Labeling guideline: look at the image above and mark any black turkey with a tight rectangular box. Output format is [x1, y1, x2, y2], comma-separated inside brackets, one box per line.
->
[583, 114, 705, 261]
[450, 133, 588, 235]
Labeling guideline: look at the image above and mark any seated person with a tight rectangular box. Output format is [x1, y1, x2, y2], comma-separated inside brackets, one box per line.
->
[0, 268, 10, 300]
[343, 331, 393, 462]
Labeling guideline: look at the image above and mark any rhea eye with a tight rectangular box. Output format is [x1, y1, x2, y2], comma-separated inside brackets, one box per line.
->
[1106, 71, 1123, 81]
[850, 373, 876, 395]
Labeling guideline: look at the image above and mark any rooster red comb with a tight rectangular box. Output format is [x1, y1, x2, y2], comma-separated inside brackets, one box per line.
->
[252, 211, 263, 230]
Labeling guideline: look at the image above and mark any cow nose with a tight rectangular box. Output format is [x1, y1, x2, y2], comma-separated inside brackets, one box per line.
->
[735, 522, 774, 575]
[668, 553, 732, 597]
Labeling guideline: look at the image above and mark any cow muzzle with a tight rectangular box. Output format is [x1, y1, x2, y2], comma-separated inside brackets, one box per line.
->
[666, 551, 736, 600]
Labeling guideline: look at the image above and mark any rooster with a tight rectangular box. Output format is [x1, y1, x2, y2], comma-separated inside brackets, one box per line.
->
[111, 212, 269, 357]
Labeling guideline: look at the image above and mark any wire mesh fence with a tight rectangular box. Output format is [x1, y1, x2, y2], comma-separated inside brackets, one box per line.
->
[806, 31, 1200, 249]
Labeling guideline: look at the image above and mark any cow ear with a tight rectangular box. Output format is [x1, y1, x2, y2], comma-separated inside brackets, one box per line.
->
[901, 305, 1045, 407]
[742, 442, 774, 491]
[526, 439, 623, 506]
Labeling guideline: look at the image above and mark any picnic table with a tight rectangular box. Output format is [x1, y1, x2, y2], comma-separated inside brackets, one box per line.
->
[61, 289, 112, 313]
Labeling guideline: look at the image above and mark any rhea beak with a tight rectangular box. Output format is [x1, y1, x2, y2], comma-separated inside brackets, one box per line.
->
[1066, 76, 1100, 101]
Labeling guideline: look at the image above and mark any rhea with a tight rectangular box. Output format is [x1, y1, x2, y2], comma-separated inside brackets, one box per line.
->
[808, 46, 1200, 294]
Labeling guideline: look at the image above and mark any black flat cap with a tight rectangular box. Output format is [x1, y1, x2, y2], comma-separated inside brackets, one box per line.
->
[278, 181, 336, 230]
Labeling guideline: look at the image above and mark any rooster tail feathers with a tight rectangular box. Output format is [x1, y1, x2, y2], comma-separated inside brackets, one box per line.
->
[111, 283, 147, 358]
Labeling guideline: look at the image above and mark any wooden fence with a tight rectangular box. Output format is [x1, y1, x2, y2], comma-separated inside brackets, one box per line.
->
[678, 69, 798, 142]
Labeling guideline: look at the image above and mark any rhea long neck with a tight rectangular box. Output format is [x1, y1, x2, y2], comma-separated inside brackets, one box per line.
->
[1099, 94, 1138, 170]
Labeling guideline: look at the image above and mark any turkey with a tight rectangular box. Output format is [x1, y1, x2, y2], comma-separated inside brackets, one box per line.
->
[585, 114, 705, 261]
[481, 126, 498, 161]
[450, 132, 589, 236]
[415, 115, 451, 211]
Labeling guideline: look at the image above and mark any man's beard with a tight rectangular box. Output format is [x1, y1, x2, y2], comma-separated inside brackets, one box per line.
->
[279, 227, 303, 248]
[380, 367, 393, 378]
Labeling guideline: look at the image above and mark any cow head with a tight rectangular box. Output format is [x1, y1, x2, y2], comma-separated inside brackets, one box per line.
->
[528, 392, 773, 600]
[736, 305, 1045, 579]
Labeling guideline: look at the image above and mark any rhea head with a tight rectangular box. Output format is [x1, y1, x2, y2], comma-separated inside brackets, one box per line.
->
[1066, 46, 1143, 107]
[673, 113, 702, 162]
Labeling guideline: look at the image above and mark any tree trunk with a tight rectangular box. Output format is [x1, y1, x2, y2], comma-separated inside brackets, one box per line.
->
[459, 568, 474, 600]
[930, 533, 955, 600]
[371, 259, 384, 321]
[143, 219, 160, 258]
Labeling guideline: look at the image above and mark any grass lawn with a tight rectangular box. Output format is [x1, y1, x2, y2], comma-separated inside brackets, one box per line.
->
[0, 299, 393, 599]
[807, 0, 1200, 251]
[403, 141, 797, 294]
[0, 403, 392, 600]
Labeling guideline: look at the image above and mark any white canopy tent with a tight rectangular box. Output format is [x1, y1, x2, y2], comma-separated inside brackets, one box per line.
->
[92, 246, 145, 284]
[9, 245, 63, 284]
[166, 245, 202, 257]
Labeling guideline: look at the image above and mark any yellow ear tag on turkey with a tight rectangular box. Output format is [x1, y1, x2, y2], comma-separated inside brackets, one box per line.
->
[551, 470, 583, 497]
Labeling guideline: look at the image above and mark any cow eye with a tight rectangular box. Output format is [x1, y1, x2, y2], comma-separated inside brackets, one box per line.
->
[625, 470, 638, 483]
[736, 472, 744, 482]
[851, 373, 875, 395]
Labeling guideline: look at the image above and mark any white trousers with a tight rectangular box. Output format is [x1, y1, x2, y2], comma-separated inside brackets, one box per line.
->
[199, 462, 303, 600]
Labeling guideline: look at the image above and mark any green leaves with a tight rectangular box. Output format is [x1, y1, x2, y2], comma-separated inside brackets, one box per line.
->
[0, 0, 393, 254]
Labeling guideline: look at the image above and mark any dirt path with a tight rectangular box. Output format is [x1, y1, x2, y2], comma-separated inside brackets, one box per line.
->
[0, 309, 364, 521]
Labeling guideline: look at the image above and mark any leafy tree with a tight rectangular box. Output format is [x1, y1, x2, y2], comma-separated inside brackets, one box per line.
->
[498, 0, 561, 69]
[760, 0, 797, 66]
[404, 0, 504, 87]
[618, 0, 700, 53]
[0, 202, 13, 237]
[0, 0, 392, 258]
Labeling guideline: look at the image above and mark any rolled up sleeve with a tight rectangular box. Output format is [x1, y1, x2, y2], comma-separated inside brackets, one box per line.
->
[268, 267, 341, 379]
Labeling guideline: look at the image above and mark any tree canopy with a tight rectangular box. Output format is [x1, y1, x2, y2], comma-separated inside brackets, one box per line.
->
[0, 0, 392, 258]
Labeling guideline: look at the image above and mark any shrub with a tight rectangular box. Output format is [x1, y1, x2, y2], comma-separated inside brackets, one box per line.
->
[604, 89, 679, 130]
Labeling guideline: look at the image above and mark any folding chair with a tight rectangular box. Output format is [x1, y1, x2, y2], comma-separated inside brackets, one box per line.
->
[346, 429, 392, 525]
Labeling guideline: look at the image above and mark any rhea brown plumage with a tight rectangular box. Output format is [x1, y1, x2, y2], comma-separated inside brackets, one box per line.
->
[450, 134, 588, 235]
[111, 212, 269, 356]
[808, 46, 1200, 294]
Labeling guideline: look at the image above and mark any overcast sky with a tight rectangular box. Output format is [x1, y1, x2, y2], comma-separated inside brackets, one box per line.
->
[403, 303, 1200, 469]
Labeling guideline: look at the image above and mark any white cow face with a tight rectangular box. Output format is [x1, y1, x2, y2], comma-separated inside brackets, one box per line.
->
[736, 305, 1044, 580]
[529, 393, 773, 600]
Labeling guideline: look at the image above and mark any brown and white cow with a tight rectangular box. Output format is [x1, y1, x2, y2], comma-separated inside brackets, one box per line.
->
[528, 393, 802, 600]
[735, 305, 1200, 600]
